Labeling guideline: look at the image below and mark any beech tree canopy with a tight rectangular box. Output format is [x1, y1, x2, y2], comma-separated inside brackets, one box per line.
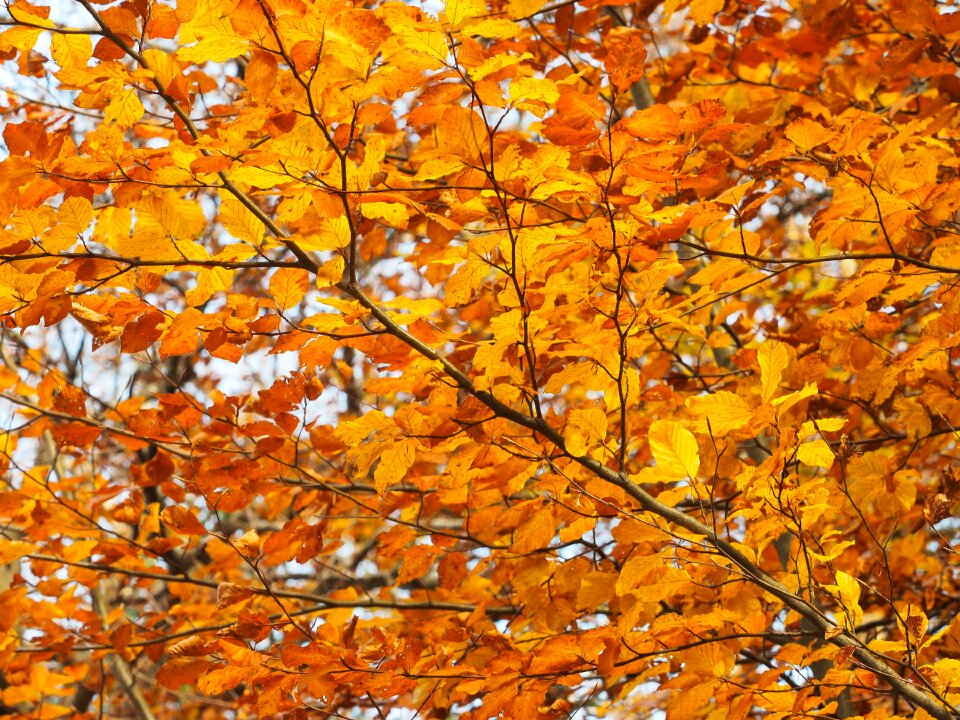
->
[1, 0, 960, 718]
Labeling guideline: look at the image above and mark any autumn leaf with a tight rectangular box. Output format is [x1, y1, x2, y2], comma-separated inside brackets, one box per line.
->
[830, 571, 863, 628]
[785, 118, 834, 152]
[374, 438, 416, 493]
[160, 506, 207, 536]
[217, 582, 254, 610]
[797, 438, 835, 469]
[270, 267, 310, 310]
[686, 392, 754, 435]
[648, 420, 700, 479]
[157, 658, 211, 690]
[564, 407, 607, 457]
[757, 341, 789, 403]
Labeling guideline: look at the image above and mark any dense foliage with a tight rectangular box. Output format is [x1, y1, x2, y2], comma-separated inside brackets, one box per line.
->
[2, 0, 960, 717]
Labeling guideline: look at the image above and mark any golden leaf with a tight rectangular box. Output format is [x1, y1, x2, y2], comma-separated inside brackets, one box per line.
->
[563, 407, 607, 457]
[757, 341, 789, 403]
[648, 420, 700, 479]
[797, 439, 835, 469]
[686, 392, 754, 435]
[270, 267, 310, 311]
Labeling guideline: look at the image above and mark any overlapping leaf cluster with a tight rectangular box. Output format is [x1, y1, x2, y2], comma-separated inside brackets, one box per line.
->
[1, 0, 960, 718]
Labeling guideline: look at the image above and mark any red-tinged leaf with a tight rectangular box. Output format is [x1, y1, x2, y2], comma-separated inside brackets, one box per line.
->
[197, 664, 255, 695]
[190, 155, 232, 175]
[160, 506, 207, 536]
[158, 308, 204, 357]
[603, 29, 647, 92]
[157, 658, 211, 690]
[245, 51, 278, 103]
[3, 120, 48, 157]
[678, 99, 725, 134]
[511, 507, 556, 553]
[217, 582, 255, 610]
[50, 422, 102, 448]
[121, 310, 166, 353]
[396, 543, 440, 584]
[167, 636, 208, 657]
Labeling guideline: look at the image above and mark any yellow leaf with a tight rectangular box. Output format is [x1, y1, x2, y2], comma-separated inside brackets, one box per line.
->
[512, 508, 556, 553]
[414, 157, 466, 181]
[7, 3, 53, 28]
[875, 143, 907, 191]
[506, 0, 545, 19]
[900, 607, 929, 647]
[270, 268, 310, 311]
[785, 118, 834, 152]
[688, 0, 725, 24]
[142, 48, 181, 87]
[296, 217, 352, 252]
[0, 431, 15, 469]
[771, 381, 818, 414]
[357, 134, 386, 189]
[234, 529, 260, 558]
[930, 659, 960, 689]
[302, 313, 347, 333]
[220, 195, 265, 245]
[186, 266, 231, 306]
[276, 191, 313, 225]
[0, 539, 34, 564]
[315, 256, 345, 289]
[509, 76, 559, 105]
[217, 582, 254, 610]
[335, 411, 392, 444]
[58, 197, 93, 234]
[757, 341, 789, 403]
[391, 19, 448, 65]
[648, 420, 700, 479]
[220, 642, 266, 667]
[629, 467, 660, 486]
[177, 20, 248, 63]
[445, 0, 485, 28]
[563, 407, 607, 457]
[576, 571, 616, 609]
[461, 18, 522, 38]
[832, 571, 863, 628]
[169, 238, 209, 266]
[470, 51, 531, 81]
[798, 417, 847, 437]
[374, 438, 416, 493]
[889, 469, 918, 515]
[228, 165, 284, 188]
[104, 90, 144, 129]
[1, 25, 43, 52]
[797, 438, 835, 469]
[686, 392, 754, 435]
[160, 506, 207, 535]
[684, 642, 735, 678]
[51, 33, 91, 70]
[360, 202, 408, 228]
[893, 396, 931, 439]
